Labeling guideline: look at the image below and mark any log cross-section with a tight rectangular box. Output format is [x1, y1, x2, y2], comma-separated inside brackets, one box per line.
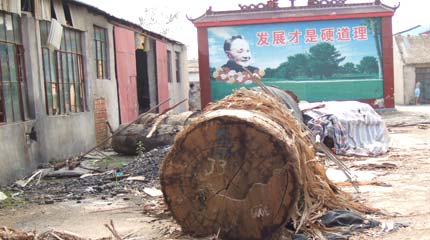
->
[161, 109, 301, 239]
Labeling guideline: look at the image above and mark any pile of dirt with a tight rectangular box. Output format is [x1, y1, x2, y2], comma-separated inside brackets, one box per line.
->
[1, 146, 171, 206]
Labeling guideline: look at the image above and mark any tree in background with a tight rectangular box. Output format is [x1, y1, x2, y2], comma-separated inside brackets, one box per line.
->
[138, 8, 179, 36]
[284, 53, 310, 78]
[357, 56, 379, 74]
[308, 42, 345, 79]
[364, 18, 383, 78]
[339, 62, 357, 74]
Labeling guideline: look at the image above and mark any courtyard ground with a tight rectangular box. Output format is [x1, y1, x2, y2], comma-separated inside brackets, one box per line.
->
[0, 105, 429, 240]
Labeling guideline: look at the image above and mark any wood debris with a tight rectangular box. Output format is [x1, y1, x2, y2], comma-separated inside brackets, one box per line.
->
[0, 220, 124, 240]
[161, 88, 376, 240]
[0, 227, 35, 240]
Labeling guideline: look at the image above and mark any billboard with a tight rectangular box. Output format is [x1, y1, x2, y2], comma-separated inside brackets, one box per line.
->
[208, 18, 383, 102]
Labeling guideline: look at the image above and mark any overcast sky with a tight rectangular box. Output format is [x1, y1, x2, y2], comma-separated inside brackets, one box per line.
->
[77, 0, 424, 59]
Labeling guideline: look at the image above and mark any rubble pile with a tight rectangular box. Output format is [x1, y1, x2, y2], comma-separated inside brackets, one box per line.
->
[1, 146, 171, 205]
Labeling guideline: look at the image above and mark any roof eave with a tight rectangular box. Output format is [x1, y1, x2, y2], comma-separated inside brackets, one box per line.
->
[190, 2, 396, 27]
[69, 0, 185, 46]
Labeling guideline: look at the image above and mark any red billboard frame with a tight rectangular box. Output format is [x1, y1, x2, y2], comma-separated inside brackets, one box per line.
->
[195, 11, 395, 109]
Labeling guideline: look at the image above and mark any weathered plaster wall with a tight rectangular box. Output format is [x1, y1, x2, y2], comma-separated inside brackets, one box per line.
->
[394, 35, 430, 105]
[0, 122, 38, 185]
[82, 9, 120, 130]
[146, 39, 158, 109]
[393, 38, 405, 105]
[403, 66, 416, 105]
[0, 2, 119, 185]
[166, 43, 189, 113]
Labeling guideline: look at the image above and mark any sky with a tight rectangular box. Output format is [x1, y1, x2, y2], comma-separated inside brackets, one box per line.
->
[77, 0, 426, 60]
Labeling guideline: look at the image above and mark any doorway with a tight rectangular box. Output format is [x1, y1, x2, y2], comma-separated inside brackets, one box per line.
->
[415, 68, 430, 104]
[135, 49, 150, 113]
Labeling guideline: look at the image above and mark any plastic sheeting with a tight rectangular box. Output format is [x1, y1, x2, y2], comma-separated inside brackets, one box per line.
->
[301, 101, 389, 156]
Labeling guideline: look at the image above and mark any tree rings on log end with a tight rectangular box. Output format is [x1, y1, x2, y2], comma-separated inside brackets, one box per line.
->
[161, 109, 302, 240]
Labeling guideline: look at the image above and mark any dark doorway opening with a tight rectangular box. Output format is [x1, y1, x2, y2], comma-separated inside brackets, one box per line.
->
[415, 68, 430, 104]
[136, 49, 150, 113]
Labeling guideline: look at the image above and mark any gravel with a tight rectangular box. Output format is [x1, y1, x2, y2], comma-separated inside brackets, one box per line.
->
[1, 146, 171, 205]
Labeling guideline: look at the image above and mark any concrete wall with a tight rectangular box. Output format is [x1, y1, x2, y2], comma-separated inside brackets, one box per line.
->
[166, 43, 189, 113]
[393, 39, 405, 105]
[83, 11, 120, 130]
[0, 2, 119, 185]
[145, 39, 189, 113]
[146, 39, 158, 109]
[403, 66, 417, 105]
[0, 121, 39, 184]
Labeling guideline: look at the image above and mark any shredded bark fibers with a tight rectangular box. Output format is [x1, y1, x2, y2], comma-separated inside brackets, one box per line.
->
[161, 88, 376, 240]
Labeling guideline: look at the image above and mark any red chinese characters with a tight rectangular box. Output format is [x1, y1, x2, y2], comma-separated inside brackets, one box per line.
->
[353, 26, 368, 40]
[304, 28, 318, 43]
[320, 28, 335, 42]
[255, 25, 369, 46]
[256, 32, 270, 46]
[288, 29, 302, 44]
[272, 30, 286, 45]
[336, 27, 351, 41]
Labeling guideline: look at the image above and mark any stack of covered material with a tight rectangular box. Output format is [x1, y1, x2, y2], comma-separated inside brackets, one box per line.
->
[302, 101, 389, 156]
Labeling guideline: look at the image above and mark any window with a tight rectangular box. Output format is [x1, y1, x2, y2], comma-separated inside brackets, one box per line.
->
[0, 12, 30, 123]
[94, 26, 108, 79]
[167, 50, 172, 83]
[63, 3, 73, 26]
[40, 21, 85, 115]
[175, 51, 180, 82]
[21, 0, 35, 14]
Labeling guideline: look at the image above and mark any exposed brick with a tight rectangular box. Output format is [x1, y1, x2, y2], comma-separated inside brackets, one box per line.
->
[93, 98, 109, 148]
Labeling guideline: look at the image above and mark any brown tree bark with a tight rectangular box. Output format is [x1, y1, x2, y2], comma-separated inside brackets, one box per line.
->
[160, 88, 372, 239]
[111, 112, 197, 155]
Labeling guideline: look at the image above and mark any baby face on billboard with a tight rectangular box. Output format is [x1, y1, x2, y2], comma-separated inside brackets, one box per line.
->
[226, 38, 252, 67]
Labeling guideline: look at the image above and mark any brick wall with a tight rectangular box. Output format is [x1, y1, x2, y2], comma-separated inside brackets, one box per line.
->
[94, 98, 108, 148]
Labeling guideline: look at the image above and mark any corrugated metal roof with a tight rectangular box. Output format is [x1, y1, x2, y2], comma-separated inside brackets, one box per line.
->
[68, 0, 184, 46]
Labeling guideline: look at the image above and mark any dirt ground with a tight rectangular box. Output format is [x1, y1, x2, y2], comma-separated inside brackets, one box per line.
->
[348, 105, 430, 240]
[0, 105, 429, 240]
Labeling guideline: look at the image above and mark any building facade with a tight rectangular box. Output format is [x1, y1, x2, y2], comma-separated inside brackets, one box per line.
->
[394, 34, 430, 105]
[0, 0, 188, 185]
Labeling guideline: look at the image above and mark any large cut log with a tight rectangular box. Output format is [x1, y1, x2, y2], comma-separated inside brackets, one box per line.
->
[111, 112, 197, 155]
[161, 88, 372, 240]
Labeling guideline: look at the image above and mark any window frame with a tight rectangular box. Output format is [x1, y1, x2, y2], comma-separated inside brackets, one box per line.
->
[0, 12, 30, 124]
[40, 20, 86, 115]
[21, 0, 35, 14]
[167, 50, 172, 83]
[94, 25, 109, 80]
[175, 51, 181, 83]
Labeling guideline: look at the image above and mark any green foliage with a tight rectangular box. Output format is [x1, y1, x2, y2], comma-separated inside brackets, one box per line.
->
[259, 43, 380, 81]
[339, 62, 357, 74]
[136, 140, 146, 158]
[264, 67, 276, 78]
[138, 8, 179, 36]
[0, 191, 27, 209]
[308, 42, 346, 79]
[358, 56, 379, 74]
[261, 43, 345, 80]
[285, 54, 311, 78]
